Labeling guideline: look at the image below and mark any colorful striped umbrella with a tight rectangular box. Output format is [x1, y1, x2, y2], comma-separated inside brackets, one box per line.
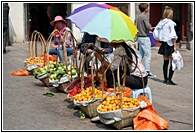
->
[67, 3, 138, 43]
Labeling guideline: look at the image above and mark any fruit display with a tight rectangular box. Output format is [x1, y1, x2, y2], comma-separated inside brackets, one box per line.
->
[24, 57, 44, 65]
[33, 60, 77, 81]
[74, 86, 107, 102]
[24, 54, 56, 66]
[66, 77, 91, 92]
[33, 66, 49, 79]
[97, 96, 140, 112]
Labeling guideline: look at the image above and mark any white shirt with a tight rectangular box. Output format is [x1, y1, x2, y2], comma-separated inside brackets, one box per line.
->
[153, 18, 178, 46]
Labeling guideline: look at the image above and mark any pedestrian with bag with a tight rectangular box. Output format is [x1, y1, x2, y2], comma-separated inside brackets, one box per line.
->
[136, 3, 155, 77]
[3, 3, 10, 54]
[153, 6, 178, 85]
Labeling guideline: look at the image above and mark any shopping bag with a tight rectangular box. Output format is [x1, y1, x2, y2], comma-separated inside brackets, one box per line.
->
[149, 31, 156, 47]
[172, 51, 184, 71]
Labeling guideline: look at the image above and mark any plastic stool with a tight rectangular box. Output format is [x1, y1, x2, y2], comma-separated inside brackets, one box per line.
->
[132, 86, 152, 103]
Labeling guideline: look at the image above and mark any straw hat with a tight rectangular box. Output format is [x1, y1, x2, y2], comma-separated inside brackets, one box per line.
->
[50, 15, 67, 26]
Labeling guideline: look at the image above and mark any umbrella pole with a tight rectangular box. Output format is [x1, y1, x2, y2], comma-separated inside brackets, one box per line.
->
[62, 33, 68, 74]
[122, 56, 126, 94]
[117, 58, 122, 112]
[95, 57, 99, 87]
[91, 56, 95, 100]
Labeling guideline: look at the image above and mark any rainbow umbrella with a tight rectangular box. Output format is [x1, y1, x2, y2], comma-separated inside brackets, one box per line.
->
[67, 3, 138, 43]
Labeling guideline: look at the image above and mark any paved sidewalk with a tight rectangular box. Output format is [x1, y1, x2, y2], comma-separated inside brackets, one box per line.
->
[2, 42, 194, 131]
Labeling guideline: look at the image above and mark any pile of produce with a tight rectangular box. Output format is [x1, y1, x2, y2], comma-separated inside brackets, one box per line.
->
[67, 74, 109, 98]
[33, 61, 77, 81]
[97, 96, 140, 112]
[74, 86, 107, 102]
[24, 57, 44, 65]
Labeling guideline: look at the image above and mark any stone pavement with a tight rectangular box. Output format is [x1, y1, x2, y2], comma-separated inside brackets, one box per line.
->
[2, 42, 194, 131]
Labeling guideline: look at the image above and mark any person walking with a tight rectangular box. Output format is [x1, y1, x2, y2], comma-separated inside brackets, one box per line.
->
[3, 3, 10, 54]
[156, 6, 178, 85]
[136, 3, 155, 77]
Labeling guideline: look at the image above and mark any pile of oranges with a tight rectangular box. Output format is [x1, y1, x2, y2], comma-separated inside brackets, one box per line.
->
[74, 86, 107, 102]
[24, 57, 44, 65]
[97, 96, 140, 112]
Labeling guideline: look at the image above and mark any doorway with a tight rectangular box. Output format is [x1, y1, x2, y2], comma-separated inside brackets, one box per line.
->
[27, 3, 68, 40]
[150, 3, 188, 43]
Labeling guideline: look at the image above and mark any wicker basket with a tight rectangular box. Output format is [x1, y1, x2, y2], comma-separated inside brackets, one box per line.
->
[67, 94, 75, 103]
[39, 76, 51, 87]
[97, 107, 141, 129]
[78, 99, 103, 118]
[111, 108, 141, 129]
[55, 82, 70, 93]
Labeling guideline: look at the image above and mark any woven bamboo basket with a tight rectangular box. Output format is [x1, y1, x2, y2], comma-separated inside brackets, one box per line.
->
[50, 29, 78, 93]
[67, 94, 75, 103]
[27, 30, 46, 72]
[72, 51, 106, 118]
[39, 76, 51, 87]
[97, 107, 141, 129]
[78, 99, 102, 118]
[111, 108, 141, 129]
[95, 49, 145, 129]
[56, 82, 70, 93]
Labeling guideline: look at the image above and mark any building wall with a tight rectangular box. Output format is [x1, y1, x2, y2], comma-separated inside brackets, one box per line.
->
[8, 3, 193, 44]
[8, 3, 25, 43]
[69, 3, 86, 42]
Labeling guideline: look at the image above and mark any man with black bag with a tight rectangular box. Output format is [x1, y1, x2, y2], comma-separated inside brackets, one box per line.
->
[3, 3, 10, 54]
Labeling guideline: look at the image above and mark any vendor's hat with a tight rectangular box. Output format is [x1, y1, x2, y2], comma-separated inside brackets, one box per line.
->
[50, 16, 67, 26]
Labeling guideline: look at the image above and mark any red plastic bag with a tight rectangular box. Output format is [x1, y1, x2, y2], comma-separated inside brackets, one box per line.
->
[11, 69, 29, 76]
[133, 95, 169, 130]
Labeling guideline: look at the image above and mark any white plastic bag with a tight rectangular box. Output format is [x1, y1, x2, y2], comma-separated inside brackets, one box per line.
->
[172, 51, 184, 71]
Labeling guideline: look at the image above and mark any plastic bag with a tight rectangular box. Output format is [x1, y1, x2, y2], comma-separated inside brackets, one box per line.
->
[172, 51, 184, 71]
[133, 95, 169, 130]
[149, 31, 156, 47]
[12, 69, 29, 76]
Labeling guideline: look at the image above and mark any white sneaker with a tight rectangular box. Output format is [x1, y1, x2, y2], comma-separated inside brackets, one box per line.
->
[147, 72, 157, 78]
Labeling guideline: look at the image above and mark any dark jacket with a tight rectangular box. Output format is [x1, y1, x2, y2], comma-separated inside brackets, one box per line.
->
[3, 3, 9, 29]
[80, 32, 113, 54]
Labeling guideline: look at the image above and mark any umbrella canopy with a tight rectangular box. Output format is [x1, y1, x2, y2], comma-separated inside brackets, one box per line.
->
[67, 3, 138, 43]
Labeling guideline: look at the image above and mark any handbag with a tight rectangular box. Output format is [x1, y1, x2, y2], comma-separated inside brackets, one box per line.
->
[149, 31, 156, 47]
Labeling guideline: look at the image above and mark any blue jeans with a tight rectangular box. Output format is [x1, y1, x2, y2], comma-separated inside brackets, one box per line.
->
[49, 46, 73, 62]
[137, 37, 151, 72]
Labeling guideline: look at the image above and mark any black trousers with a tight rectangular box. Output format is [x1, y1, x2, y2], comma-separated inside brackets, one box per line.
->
[106, 69, 148, 89]
[3, 27, 8, 52]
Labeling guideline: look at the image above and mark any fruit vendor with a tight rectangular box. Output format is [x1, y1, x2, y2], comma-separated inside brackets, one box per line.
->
[94, 41, 148, 89]
[79, 32, 113, 73]
[49, 15, 73, 62]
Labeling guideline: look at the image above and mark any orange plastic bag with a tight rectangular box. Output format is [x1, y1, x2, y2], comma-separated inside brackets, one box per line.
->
[12, 69, 29, 76]
[133, 95, 169, 130]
